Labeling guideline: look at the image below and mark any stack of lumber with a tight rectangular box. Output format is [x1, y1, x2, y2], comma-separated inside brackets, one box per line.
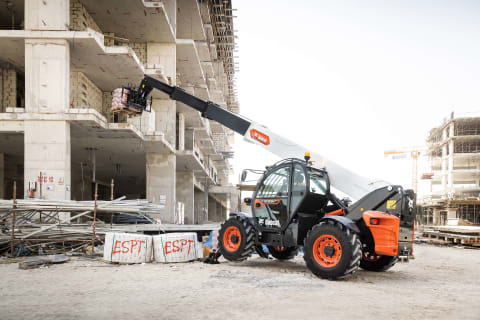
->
[421, 226, 480, 246]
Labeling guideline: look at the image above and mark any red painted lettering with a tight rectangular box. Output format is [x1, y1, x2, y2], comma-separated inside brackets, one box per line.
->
[138, 240, 145, 253]
[112, 240, 121, 254]
[180, 239, 187, 252]
[122, 241, 129, 253]
[172, 240, 179, 253]
[165, 241, 171, 254]
[187, 240, 194, 254]
[131, 240, 138, 253]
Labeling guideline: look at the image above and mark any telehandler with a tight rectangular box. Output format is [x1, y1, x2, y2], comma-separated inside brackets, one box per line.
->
[117, 75, 415, 279]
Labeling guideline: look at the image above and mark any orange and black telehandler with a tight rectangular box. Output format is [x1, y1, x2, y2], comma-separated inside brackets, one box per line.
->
[119, 75, 416, 279]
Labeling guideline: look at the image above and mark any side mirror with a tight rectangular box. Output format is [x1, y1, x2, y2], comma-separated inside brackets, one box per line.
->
[241, 170, 247, 182]
[244, 197, 252, 205]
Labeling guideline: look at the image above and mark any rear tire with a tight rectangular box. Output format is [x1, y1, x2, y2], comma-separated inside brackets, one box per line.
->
[303, 220, 361, 280]
[218, 216, 255, 262]
[360, 252, 398, 271]
[267, 246, 299, 260]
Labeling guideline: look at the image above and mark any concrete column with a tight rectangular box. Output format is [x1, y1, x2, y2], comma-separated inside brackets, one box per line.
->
[447, 208, 458, 226]
[208, 196, 216, 222]
[152, 99, 176, 147]
[147, 43, 176, 84]
[25, 0, 69, 31]
[176, 171, 194, 224]
[194, 187, 206, 224]
[185, 128, 194, 150]
[146, 153, 176, 223]
[23, 13, 71, 200]
[0, 153, 4, 199]
[433, 209, 440, 225]
[447, 123, 455, 190]
[216, 201, 222, 222]
[441, 128, 447, 197]
[25, 39, 70, 113]
[177, 112, 185, 151]
[24, 121, 71, 200]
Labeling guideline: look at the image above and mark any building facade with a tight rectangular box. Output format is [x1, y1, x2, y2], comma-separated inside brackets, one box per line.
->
[421, 112, 480, 225]
[0, 0, 239, 224]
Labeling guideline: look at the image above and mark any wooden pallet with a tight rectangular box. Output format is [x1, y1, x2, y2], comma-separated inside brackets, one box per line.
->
[422, 230, 480, 246]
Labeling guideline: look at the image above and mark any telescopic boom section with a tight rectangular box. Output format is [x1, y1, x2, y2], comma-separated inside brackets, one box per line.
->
[132, 75, 381, 200]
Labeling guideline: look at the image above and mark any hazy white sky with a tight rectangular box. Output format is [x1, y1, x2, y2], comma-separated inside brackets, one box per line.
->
[231, 0, 480, 192]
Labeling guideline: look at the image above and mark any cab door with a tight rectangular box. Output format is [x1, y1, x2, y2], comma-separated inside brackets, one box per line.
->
[252, 165, 291, 230]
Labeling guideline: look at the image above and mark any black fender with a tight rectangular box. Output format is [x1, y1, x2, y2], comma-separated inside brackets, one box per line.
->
[320, 215, 360, 234]
[228, 211, 255, 225]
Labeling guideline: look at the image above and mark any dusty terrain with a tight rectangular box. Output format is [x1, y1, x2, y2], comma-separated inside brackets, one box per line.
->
[1, 244, 479, 320]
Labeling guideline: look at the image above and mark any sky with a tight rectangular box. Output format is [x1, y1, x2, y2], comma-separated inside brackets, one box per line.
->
[230, 0, 480, 196]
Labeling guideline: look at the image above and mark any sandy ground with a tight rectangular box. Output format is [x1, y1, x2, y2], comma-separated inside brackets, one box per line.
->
[0, 244, 479, 320]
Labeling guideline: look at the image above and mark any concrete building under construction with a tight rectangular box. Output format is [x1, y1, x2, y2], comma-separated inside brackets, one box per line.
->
[421, 112, 480, 226]
[0, 0, 239, 224]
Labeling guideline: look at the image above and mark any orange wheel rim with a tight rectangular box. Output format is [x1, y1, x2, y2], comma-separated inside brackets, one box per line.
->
[313, 234, 342, 268]
[223, 226, 241, 252]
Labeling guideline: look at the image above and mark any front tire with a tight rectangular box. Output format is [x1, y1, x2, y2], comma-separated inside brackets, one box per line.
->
[303, 220, 361, 279]
[360, 252, 398, 271]
[267, 246, 299, 260]
[218, 216, 255, 262]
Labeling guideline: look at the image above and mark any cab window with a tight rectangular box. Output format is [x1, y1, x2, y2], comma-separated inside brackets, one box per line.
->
[257, 167, 290, 198]
[309, 170, 328, 195]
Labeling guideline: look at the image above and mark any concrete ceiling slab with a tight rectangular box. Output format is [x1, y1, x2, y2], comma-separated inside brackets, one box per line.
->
[71, 123, 146, 179]
[70, 36, 144, 91]
[177, 0, 205, 41]
[0, 30, 145, 91]
[176, 39, 205, 87]
[80, 0, 175, 42]
[176, 150, 205, 172]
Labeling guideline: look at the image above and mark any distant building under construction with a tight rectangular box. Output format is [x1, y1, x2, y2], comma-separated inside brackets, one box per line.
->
[421, 112, 480, 225]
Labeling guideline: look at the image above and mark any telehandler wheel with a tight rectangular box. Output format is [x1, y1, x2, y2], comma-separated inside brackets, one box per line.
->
[218, 216, 255, 262]
[359, 252, 398, 272]
[303, 221, 361, 280]
[267, 246, 299, 260]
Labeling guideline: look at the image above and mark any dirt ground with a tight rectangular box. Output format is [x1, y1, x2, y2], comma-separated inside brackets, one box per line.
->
[0, 244, 479, 320]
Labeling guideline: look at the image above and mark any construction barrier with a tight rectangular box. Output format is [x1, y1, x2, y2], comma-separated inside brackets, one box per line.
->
[153, 233, 202, 263]
[103, 232, 153, 264]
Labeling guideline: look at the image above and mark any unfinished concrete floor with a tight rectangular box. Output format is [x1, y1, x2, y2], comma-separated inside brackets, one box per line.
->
[0, 244, 479, 320]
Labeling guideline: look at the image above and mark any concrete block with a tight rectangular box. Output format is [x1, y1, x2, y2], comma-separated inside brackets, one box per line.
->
[104, 233, 153, 264]
[153, 233, 202, 263]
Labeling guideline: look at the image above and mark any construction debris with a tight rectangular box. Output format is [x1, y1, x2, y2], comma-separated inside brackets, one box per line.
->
[18, 255, 69, 270]
[0, 197, 164, 257]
